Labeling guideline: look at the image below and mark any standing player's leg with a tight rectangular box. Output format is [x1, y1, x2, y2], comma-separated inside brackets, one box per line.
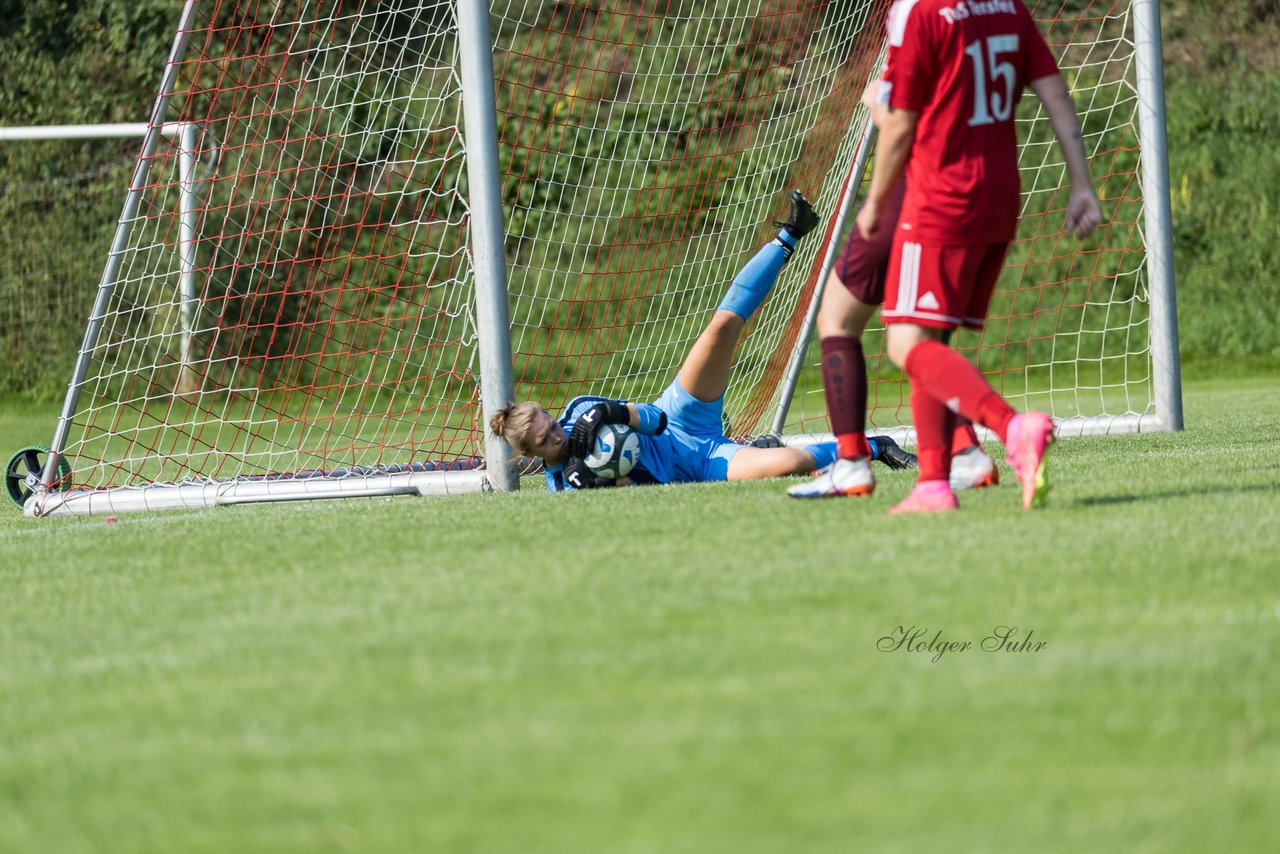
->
[785, 276, 881, 497]
[885, 242, 1054, 512]
[788, 180, 913, 500]
[886, 321, 962, 514]
[820, 276, 883, 461]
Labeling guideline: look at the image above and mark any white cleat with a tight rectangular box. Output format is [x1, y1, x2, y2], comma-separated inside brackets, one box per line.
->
[787, 457, 875, 499]
[949, 445, 999, 492]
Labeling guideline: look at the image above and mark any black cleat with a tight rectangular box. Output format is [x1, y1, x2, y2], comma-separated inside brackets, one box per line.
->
[773, 190, 821, 241]
[869, 435, 918, 470]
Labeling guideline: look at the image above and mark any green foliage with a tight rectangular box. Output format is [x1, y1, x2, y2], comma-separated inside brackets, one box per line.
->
[0, 0, 175, 125]
[1, 0, 1276, 405]
[1160, 14, 1280, 359]
[0, 0, 178, 399]
[0, 148, 131, 398]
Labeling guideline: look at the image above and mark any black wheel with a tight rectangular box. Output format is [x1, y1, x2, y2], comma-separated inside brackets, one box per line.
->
[5, 445, 71, 510]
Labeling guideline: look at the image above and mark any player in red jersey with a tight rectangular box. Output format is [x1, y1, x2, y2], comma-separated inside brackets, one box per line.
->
[857, 0, 1102, 512]
[787, 79, 997, 501]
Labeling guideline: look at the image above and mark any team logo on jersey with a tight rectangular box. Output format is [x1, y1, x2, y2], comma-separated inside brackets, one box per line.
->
[917, 291, 941, 311]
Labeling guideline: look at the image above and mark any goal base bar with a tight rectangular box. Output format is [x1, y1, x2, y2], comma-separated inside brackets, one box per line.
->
[780, 413, 1172, 450]
[25, 469, 489, 518]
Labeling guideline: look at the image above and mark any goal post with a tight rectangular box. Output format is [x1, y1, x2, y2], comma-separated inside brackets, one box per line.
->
[27, 0, 514, 516]
[39, 1, 203, 512]
[1133, 0, 1183, 433]
[17, 0, 1179, 518]
[458, 0, 518, 492]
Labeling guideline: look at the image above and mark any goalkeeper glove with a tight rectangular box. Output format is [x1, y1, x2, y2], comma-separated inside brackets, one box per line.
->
[567, 401, 631, 458]
[869, 435, 918, 470]
[564, 456, 614, 490]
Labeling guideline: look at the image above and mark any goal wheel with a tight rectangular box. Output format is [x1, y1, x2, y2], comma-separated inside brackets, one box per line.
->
[5, 445, 72, 510]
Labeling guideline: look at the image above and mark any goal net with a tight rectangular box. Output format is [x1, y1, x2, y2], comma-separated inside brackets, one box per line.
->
[22, 0, 1178, 516]
[778, 0, 1176, 445]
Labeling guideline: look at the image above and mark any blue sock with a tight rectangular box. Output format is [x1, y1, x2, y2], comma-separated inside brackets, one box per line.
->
[716, 229, 796, 321]
[806, 441, 839, 470]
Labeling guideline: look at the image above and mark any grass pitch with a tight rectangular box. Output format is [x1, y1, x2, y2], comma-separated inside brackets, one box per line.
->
[1, 377, 1277, 852]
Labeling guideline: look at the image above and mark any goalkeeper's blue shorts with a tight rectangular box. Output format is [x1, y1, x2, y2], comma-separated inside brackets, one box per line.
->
[639, 379, 746, 484]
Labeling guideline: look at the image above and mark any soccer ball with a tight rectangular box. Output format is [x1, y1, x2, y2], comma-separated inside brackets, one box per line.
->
[584, 423, 640, 479]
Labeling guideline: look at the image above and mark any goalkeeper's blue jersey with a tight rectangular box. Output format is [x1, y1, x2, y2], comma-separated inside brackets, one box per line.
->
[544, 395, 669, 492]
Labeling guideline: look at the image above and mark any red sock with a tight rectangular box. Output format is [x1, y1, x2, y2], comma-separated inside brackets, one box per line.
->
[821, 336, 871, 459]
[904, 339, 1015, 443]
[951, 417, 981, 455]
[911, 383, 955, 484]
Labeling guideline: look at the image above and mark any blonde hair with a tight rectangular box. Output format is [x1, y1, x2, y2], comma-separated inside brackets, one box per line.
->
[489, 402, 544, 456]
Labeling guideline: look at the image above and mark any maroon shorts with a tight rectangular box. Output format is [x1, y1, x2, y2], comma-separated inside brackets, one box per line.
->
[882, 239, 1010, 330]
[833, 179, 907, 305]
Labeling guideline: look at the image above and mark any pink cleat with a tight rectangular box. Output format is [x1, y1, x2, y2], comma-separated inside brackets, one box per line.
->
[888, 480, 958, 515]
[1005, 412, 1055, 510]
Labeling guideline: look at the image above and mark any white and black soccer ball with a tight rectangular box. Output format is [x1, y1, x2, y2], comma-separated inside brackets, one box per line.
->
[584, 423, 640, 479]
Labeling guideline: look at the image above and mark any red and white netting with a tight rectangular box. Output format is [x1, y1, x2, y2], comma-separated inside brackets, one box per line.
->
[47, 0, 1151, 501]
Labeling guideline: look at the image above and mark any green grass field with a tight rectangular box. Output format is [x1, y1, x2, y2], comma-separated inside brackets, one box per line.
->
[1, 376, 1278, 852]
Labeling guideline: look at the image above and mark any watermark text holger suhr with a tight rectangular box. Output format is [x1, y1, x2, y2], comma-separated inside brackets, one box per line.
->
[878, 625, 1047, 663]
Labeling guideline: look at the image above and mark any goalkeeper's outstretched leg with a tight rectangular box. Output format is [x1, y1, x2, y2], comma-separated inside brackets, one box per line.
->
[677, 189, 819, 403]
[489, 190, 844, 492]
[675, 191, 844, 481]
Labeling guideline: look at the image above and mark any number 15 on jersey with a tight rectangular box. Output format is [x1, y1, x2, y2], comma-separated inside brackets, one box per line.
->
[966, 34, 1020, 126]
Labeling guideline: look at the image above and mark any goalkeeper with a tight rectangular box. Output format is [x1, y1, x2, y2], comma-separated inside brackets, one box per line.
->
[489, 191, 916, 492]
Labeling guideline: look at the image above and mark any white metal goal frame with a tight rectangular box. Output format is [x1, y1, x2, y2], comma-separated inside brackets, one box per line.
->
[13, 0, 1181, 518]
[19, 0, 510, 516]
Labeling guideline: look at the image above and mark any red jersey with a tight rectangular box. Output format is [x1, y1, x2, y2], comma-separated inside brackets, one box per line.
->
[881, 0, 1060, 244]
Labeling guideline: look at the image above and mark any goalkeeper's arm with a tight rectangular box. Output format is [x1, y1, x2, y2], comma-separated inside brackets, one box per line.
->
[630, 403, 667, 436]
[568, 401, 667, 458]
